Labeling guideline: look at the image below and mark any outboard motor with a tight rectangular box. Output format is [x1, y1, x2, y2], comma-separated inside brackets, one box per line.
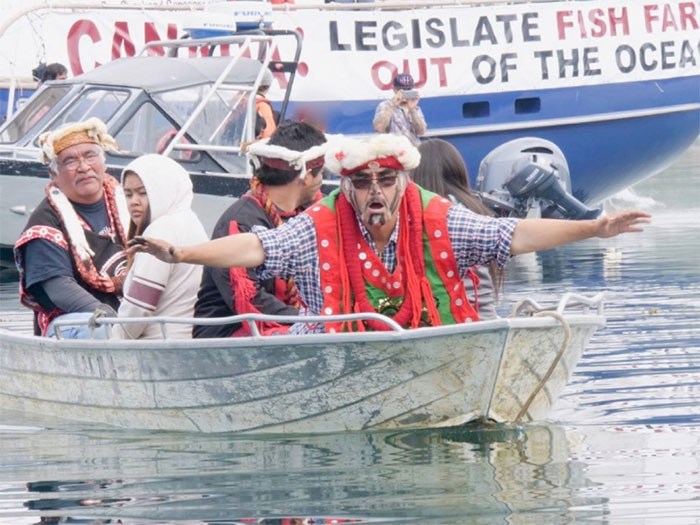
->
[476, 138, 601, 219]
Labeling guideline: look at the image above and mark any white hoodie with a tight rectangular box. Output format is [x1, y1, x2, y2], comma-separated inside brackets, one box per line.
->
[112, 154, 208, 339]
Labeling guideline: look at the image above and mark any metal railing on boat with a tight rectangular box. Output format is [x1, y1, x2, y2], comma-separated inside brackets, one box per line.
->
[136, 29, 303, 162]
[273, 0, 560, 10]
[44, 292, 604, 340]
[52, 311, 405, 339]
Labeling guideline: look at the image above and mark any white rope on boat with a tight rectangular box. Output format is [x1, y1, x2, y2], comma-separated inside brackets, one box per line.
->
[514, 309, 571, 423]
[511, 292, 605, 317]
[508, 292, 604, 422]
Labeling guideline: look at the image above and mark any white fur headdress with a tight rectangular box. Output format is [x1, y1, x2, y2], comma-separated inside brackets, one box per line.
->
[246, 138, 327, 177]
[39, 117, 118, 165]
[47, 182, 129, 263]
[324, 134, 421, 176]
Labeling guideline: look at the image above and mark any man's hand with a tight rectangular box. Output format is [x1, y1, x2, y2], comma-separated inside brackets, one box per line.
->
[511, 209, 653, 255]
[127, 236, 181, 263]
[594, 210, 652, 238]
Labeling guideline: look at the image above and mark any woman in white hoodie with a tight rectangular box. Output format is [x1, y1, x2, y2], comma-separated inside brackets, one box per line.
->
[112, 154, 208, 339]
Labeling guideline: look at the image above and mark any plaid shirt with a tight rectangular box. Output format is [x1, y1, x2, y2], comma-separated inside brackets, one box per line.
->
[255, 201, 518, 333]
[374, 100, 425, 146]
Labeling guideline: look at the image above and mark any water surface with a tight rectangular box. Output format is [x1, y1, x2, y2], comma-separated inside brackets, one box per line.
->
[0, 141, 698, 524]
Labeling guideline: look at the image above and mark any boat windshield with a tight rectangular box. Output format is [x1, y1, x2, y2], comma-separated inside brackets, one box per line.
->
[48, 88, 130, 137]
[112, 100, 199, 162]
[0, 85, 71, 144]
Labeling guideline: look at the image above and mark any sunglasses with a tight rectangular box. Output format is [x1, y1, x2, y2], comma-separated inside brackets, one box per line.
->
[349, 174, 399, 191]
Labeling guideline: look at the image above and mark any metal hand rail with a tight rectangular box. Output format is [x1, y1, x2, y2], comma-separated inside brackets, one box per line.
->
[155, 34, 261, 158]
[140, 29, 302, 163]
[52, 292, 606, 339]
[511, 292, 605, 317]
[52, 311, 405, 339]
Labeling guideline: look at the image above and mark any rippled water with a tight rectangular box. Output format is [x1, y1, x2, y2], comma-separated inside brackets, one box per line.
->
[0, 141, 698, 524]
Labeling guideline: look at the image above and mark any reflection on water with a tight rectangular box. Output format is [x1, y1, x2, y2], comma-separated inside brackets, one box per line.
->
[0, 422, 603, 524]
[0, 424, 700, 525]
[0, 142, 698, 523]
[2, 420, 698, 524]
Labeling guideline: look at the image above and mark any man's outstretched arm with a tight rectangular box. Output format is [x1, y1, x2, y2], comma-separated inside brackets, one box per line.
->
[129, 232, 265, 268]
[510, 210, 652, 256]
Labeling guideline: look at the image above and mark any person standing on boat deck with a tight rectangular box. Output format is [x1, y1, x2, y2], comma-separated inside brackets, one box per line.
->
[412, 138, 503, 320]
[112, 154, 208, 340]
[13, 117, 129, 338]
[373, 73, 426, 146]
[40, 63, 68, 84]
[255, 69, 278, 140]
[193, 121, 327, 338]
[128, 134, 651, 335]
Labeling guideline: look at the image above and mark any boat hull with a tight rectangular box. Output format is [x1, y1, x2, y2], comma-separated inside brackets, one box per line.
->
[0, 313, 604, 433]
[299, 75, 700, 204]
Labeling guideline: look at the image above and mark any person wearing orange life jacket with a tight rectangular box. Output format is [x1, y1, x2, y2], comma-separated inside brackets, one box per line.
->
[128, 134, 652, 335]
[255, 69, 278, 139]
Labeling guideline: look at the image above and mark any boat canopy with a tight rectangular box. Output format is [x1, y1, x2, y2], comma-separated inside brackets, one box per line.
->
[74, 56, 264, 93]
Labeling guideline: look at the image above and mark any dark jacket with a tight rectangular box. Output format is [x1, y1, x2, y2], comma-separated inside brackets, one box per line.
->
[193, 195, 299, 338]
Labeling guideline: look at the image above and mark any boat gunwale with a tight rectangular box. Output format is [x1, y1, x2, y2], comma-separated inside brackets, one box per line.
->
[0, 312, 606, 351]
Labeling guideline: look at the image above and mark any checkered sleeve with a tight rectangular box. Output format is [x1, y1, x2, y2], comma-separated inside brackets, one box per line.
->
[253, 214, 319, 281]
[446, 204, 519, 273]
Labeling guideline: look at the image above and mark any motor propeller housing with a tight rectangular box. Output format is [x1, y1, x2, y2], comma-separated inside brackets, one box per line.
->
[476, 138, 601, 219]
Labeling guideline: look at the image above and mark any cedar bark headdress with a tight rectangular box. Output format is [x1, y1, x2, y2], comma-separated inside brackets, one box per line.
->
[38, 117, 118, 165]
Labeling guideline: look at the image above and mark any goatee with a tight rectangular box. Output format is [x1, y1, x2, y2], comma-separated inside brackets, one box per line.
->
[368, 213, 386, 226]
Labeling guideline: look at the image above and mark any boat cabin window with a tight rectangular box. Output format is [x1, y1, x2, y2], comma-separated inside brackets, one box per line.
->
[0, 85, 70, 144]
[112, 102, 198, 162]
[55, 88, 128, 128]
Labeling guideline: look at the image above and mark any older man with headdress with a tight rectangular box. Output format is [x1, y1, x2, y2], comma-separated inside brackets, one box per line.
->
[14, 117, 129, 338]
[193, 120, 327, 338]
[130, 134, 652, 334]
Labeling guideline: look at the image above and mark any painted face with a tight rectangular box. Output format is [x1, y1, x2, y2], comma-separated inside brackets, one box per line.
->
[342, 163, 406, 229]
[123, 172, 149, 230]
[51, 143, 106, 204]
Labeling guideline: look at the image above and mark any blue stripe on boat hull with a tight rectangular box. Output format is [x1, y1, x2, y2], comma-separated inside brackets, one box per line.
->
[289, 76, 699, 205]
[451, 110, 698, 204]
